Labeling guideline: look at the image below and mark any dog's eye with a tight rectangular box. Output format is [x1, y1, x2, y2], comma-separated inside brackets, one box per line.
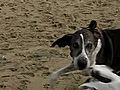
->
[73, 42, 79, 48]
[86, 43, 92, 49]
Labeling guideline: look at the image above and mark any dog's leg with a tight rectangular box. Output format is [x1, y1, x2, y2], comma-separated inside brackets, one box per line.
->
[91, 39, 102, 67]
[49, 63, 76, 86]
[92, 65, 120, 82]
[79, 65, 120, 90]
[83, 39, 102, 75]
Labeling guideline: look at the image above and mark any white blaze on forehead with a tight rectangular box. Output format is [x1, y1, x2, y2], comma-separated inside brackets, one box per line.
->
[80, 34, 90, 68]
[80, 34, 84, 47]
[73, 34, 90, 69]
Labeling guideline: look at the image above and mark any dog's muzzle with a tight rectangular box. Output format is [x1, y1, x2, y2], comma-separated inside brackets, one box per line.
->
[73, 55, 89, 70]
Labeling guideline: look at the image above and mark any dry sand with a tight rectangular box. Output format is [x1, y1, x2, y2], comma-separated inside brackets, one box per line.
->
[0, 0, 120, 90]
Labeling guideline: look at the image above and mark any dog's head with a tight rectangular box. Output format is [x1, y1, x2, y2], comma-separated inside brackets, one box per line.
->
[51, 20, 102, 70]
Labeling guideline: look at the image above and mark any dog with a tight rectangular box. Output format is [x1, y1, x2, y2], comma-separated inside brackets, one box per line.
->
[49, 32, 101, 86]
[79, 65, 120, 90]
[49, 20, 120, 86]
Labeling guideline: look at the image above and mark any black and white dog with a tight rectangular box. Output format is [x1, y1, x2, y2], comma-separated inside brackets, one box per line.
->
[49, 20, 120, 89]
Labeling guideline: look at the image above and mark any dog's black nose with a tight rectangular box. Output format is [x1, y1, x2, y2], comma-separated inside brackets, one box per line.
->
[77, 59, 87, 70]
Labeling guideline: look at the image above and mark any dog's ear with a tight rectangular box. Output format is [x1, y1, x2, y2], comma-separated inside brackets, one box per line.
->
[88, 20, 97, 33]
[51, 34, 73, 47]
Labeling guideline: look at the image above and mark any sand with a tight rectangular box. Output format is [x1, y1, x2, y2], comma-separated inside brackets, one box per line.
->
[0, 0, 120, 90]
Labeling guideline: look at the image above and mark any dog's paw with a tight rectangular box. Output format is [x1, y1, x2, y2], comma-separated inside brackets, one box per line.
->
[49, 72, 59, 81]
[48, 72, 59, 87]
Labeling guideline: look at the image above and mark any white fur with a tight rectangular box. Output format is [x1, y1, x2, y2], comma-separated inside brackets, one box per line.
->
[91, 39, 102, 67]
[79, 65, 120, 90]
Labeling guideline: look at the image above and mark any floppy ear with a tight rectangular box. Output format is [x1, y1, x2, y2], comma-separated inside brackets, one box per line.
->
[51, 34, 73, 47]
[88, 20, 97, 33]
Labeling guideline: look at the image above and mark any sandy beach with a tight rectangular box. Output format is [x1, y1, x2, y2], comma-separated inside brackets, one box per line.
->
[0, 0, 120, 90]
